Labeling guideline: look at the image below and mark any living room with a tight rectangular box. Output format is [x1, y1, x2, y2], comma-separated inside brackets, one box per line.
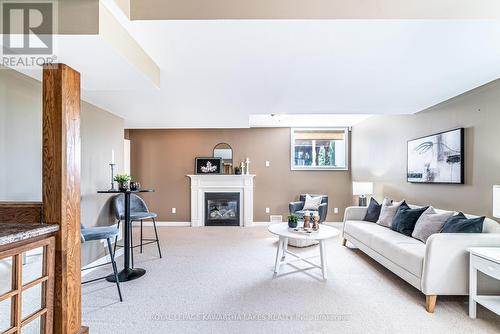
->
[1, 1, 500, 334]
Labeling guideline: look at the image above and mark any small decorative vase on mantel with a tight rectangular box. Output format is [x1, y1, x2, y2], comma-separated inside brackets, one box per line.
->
[114, 174, 131, 191]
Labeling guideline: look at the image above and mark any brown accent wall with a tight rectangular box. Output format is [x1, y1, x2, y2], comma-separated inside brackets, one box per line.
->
[128, 0, 500, 20]
[129, 128, 351, 222]
[352, 79, 500, 218]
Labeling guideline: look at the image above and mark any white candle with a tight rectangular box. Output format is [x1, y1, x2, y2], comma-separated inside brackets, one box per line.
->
[111, 150, 115, 164]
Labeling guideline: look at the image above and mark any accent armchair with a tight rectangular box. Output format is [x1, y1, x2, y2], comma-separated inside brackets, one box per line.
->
[289, 194, 329, 223]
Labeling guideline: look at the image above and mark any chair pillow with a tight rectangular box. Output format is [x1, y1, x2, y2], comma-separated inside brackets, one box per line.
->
[441, 212, 485, 233]
[364, 198, 382, 223]
[302, 194, 323, 211]
[376, 198, 403, 228]
[411, 207, 454, 243]
[391, 202, 428, 237]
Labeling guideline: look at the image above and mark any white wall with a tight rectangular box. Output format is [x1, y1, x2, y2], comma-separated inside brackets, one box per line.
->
[0, 70, 42, 201]
[0, 69, 125, 265]
[352, 79, 500, 218]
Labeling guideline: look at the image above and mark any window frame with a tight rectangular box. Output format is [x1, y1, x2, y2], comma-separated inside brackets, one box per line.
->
[290, 127, 349, 171]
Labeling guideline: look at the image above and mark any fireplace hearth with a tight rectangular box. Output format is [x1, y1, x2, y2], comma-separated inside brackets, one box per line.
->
[205, 192, 240, 226]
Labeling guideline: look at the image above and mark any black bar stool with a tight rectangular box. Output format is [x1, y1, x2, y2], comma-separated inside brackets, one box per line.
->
[80, 224, 123, 302]
[112, 194, 161, 267]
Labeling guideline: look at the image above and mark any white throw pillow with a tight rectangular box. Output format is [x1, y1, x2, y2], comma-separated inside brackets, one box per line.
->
[412, 206, 454, 243]
[376, 198, 404, 228]
[303, 194, 323, 211]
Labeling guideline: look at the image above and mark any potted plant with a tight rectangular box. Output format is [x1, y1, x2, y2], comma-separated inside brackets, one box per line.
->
[114, 174, 131, 191]
[234, 166, 242, 175]
[287, 214, 299, 228]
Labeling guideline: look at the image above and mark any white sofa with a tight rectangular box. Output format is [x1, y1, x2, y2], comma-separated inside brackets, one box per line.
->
[342, 205, 500, 313]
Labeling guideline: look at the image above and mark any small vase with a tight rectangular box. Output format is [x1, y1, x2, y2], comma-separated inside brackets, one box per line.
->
[130, 181, 140, 191]
[118, 182, 129, 191]
[288, 220, 297, 228]
[313, 215, 320, 231]
[303, 215, 311, 229]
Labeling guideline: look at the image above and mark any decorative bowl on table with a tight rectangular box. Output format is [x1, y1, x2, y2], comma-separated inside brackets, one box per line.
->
[130, 181, 141, 191]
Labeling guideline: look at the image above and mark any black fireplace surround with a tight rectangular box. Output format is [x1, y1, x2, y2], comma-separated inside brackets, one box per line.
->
[205, 192, 240, 226]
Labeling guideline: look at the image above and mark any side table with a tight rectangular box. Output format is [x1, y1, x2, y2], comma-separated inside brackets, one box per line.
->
[468, 247, 500, 319]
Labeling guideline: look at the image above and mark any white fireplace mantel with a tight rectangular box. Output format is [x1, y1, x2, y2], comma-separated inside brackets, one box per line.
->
[187, 174, 255, 227]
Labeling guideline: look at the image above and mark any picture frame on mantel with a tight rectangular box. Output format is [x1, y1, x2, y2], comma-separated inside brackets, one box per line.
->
[195, 157, 222, 174]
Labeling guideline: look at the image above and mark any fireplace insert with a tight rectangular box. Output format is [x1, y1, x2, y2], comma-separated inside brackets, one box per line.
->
[205, 192, 240, 226]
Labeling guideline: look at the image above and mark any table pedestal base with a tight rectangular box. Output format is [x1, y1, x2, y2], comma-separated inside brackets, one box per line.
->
[106, 267, 146, 282]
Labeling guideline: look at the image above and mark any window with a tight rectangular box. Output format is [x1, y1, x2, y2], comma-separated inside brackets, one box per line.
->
[291, 128, 349, 170]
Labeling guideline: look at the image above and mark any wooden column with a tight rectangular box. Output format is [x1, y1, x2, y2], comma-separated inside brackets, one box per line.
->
[42, 64, 84, 334]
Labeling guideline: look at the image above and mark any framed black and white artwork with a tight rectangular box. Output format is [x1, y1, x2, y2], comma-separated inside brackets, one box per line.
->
[195, 157, 222, 174]
[407, 128, 464, 184]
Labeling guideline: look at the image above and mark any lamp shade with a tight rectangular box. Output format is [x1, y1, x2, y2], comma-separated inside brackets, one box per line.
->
[494, 185, 500, 218]
[353, 182, 374, 196]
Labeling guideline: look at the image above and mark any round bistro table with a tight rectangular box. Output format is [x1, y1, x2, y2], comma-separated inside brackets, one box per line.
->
[97, 189, 154, 282]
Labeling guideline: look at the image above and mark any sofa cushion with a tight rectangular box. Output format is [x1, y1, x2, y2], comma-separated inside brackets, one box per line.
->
[411, 207, 453, 243]
[442, 212, 485, 233]
[391, 202, 428, 237]
[345, 220, 425, 277]
[364, 198, 382, 223]
[370, 230, 425, 277]
[376, 198, 404, 228]
[343, 221, 385, 247]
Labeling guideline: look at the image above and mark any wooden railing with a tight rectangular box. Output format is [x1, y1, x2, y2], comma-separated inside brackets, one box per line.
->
[0, 236, 56, 334]
[0, 203, 42, 224]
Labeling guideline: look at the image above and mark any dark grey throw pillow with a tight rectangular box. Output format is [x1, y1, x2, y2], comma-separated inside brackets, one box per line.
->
[441, 213, 484, 233]
[391, 202, 428, 236]
[364, 198, 382, 223]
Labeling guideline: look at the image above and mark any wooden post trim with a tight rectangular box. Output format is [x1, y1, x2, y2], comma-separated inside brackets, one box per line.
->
[42, 63, 82, 334]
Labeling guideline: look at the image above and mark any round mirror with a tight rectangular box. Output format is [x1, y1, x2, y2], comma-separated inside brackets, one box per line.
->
[213, 143, 233, 174]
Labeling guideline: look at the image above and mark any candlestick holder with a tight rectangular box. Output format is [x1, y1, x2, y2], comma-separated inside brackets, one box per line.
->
[109, 163, 116, 190]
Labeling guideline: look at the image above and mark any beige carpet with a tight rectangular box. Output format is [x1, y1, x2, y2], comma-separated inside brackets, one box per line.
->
[82, 225, 500, 334]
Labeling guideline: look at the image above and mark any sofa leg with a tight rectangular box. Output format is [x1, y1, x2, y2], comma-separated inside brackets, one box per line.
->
[341, 238, 347, 246]
[425, 295, 437, 313]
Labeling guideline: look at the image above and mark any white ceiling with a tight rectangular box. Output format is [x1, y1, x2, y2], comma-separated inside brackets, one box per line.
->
[106, 18, 500, 128]
[9, 1, 500, 128]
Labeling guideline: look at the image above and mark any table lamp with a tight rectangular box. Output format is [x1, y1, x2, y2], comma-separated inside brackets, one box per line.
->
[494, 185, 500, 219]
[353, 182, 373, 207]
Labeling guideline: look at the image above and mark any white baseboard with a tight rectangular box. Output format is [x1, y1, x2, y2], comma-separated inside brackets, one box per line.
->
[136, 221, 190, 227]
[138, 221, 268, 227]
[251, 222, 271, 226]
[324, 222, 343, 225]
[254, 221, 342, 226]
[132, 221, 343, 228]
[81, 247, 124, 277]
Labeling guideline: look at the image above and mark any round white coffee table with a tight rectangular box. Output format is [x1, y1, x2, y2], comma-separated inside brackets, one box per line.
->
[268, 223, 339, 279]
